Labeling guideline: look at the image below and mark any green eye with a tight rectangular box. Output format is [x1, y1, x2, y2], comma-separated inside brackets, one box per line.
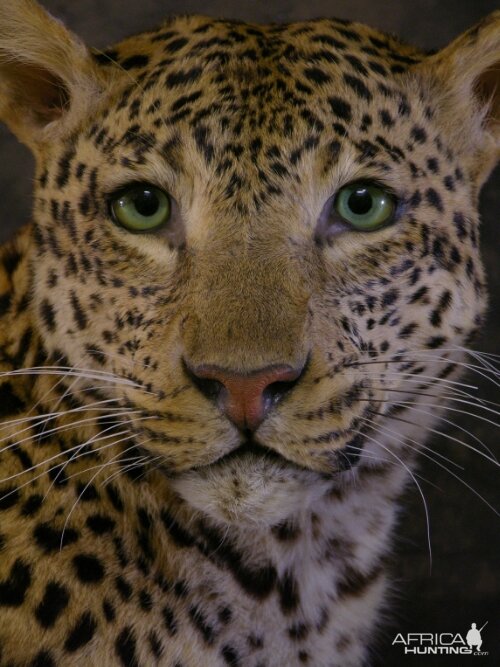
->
[335, 182, 395, 231]
[111, 184, 171, 232]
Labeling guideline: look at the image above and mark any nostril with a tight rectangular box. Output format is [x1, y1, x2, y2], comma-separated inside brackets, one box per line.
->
[183, 360, 225, 402]
[263, 356, 307, 405]
[263, 378, 300, 407]
[192, 376, 225, 402]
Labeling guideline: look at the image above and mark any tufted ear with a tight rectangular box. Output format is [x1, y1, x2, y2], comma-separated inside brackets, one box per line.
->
[0, 0, 107, 152]
[414, 11, 500, 187]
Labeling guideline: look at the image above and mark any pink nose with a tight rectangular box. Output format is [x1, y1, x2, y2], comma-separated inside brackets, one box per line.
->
[187, 363, 304, 431]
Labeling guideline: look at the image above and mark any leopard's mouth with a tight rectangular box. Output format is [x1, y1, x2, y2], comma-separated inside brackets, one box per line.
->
[129, 403, 371, 477]
[204, 435, 303, 469]
[196, 432, 363, 476]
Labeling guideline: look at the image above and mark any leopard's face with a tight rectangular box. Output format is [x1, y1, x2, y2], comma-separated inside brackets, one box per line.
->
[16, 14, 495, 524]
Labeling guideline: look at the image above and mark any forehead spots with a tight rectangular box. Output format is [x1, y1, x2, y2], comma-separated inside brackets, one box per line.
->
[343, 73, 372, 101]
[88, 20, 434, 212]
[329, 97, 352, 122]
[164, 36, 190, 53]
[166, 67, 203, 87]
[303, 67, 332, 84]
[72, 58, 437, 244]
[122, 54, 150, 70]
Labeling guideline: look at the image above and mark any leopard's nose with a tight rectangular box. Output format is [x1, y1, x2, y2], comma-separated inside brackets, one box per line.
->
[185, 362, 305, 431]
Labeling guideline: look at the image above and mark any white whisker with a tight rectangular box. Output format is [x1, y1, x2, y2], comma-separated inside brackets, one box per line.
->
[59, 439, 148, 551]
[0, 409, 143, 457]
[354, 428, 433, 570]
[364, 419, 500, 518]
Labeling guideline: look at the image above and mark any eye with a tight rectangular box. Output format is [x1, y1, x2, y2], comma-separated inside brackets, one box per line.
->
[110, 184, 171, 232]
[334, 182, 396, 231]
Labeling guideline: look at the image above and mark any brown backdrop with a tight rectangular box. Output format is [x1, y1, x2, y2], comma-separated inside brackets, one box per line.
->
[0, 2, 498, 664]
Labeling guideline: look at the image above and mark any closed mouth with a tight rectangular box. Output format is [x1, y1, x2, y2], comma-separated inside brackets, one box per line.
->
[202, 433, 320, 474]
[209, 430, 367, 475]
[219, 436, 288, 463]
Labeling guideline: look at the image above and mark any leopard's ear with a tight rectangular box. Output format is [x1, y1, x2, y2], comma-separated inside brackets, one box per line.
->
[0, 0, 107, 152]
[414, 11, 500, 187]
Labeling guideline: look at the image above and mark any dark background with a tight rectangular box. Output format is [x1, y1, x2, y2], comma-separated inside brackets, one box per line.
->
[0, 1, 498, 664]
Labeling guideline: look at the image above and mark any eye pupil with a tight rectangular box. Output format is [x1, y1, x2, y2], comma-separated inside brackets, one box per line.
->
[133, 190, 159, 217]
[347, 189, 373, 215]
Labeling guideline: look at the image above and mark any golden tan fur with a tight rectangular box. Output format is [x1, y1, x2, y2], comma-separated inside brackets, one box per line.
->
[0, 3, 498, 665]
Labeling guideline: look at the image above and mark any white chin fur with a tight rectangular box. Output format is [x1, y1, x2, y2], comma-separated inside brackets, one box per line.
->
[171, 454, 331, 526]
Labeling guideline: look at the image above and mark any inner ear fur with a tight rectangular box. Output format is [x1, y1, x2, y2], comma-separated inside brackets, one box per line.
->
[0, 0, 107, 149]
[413, 11, 500, 182]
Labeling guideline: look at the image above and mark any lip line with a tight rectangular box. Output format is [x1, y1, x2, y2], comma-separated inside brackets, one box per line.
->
[197, 436, 320, 474]
[215, 437, 288, 464]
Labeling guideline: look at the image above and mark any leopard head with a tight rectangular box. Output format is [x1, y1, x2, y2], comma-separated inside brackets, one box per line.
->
[1, 1, 498, 525]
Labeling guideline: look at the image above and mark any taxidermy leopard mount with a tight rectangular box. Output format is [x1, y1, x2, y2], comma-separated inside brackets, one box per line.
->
[0, 1, 498, 665]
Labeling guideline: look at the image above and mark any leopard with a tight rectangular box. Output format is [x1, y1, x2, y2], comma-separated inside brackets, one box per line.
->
[0, 1, 498, 665]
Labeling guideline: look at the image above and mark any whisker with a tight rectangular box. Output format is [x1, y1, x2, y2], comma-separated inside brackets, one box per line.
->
[362, 375, 499, 460]
[376, 404, 499, 466]
[0, 414, 156, 490]
[59, 439, 150, 551]
[390, 399, 500, 430]
[41, 417, 141, 500]
[364, 419, 500, 518]
[368, 385, 500, 421]
[43, 414, 157, 484]
[100, 454, 153, 486]
[0, 409, 144, 457]
[0, 366, 143, 387]
[0, 398, 123, 431]
[361, 371, 500, 409]
[0, 428, 131, 489]
[354, 428, 433, 570]
[359, 396, 500, 431]
[362, 416, 463, 470]
[113, 453, 166, 484]
[340, 443, 443, 491]
[0, 431, 134, 504]
[359, 395, 498, 462]
[359, 369, 479, 391]
[451, 344, 500, 365]
[59, 436, 152, 485]
[25, 354, 70, 417]
[347, 353, 500, 389]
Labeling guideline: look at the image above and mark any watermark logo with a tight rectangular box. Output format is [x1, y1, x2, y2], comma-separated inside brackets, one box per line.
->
[392, 622, 489, 656]
[466, 622, 485, 652]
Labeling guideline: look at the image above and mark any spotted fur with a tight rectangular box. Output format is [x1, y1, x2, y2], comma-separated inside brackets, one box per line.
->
[0, 2, 499, 666]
